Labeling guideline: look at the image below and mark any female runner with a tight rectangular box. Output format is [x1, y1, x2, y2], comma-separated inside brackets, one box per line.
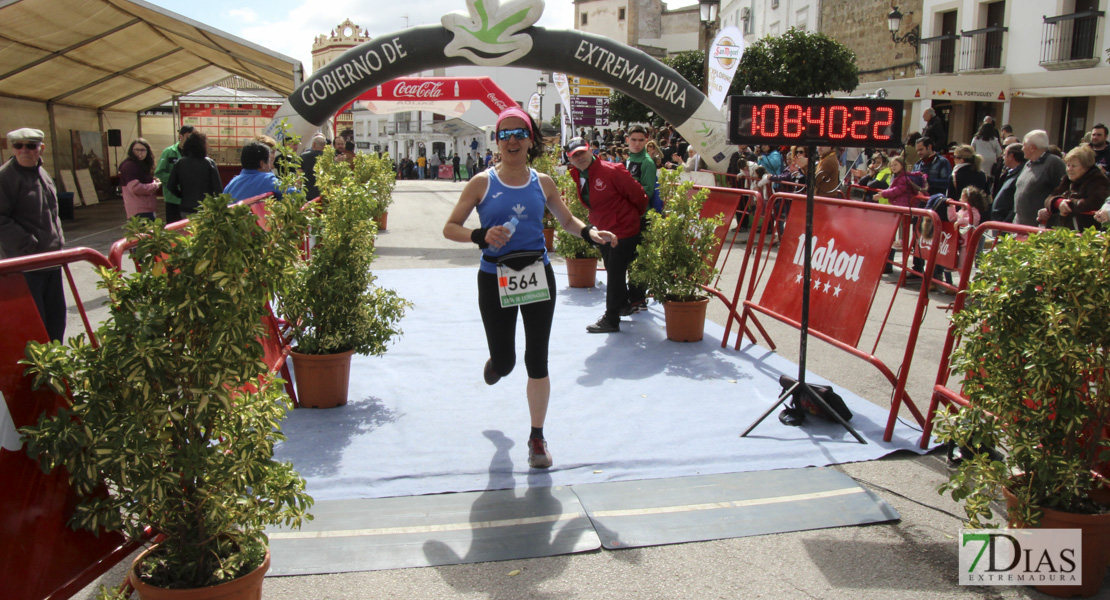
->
[443, 107, 616, 469]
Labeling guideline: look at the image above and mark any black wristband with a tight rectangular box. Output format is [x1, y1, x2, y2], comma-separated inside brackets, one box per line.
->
[470, 227, 490, 249]
[580, 224, 598, 246]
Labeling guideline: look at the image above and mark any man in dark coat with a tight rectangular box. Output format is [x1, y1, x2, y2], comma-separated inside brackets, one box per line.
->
[0, 127, 66, 341]
[298, 135, 327, 200]
[922, 107, 947, 149]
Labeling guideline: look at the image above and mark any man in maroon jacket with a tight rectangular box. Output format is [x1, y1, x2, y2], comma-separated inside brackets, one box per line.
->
[566, 137, 649, 333]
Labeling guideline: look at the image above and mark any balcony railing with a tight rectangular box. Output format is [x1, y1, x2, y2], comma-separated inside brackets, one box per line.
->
[960, 26, 1007, 71]
[1040, 11, 1104, 68]
[921, 33, 960, 74]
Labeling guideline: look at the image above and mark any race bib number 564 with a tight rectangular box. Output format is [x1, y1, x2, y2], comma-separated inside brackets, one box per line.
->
[497, 261, 551, 307]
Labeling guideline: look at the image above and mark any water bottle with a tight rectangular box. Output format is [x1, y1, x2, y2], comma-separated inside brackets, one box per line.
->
[502, 216, 519, 237]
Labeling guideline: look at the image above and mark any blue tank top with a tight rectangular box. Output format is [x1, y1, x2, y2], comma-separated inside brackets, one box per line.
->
[476, 167, 549, 274]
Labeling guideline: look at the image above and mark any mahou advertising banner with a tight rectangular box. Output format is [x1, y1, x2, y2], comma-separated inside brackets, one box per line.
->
[759, 202, 900, 347]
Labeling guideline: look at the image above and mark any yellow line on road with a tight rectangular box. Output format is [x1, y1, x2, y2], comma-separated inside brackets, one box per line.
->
[590, 487, 866, 518]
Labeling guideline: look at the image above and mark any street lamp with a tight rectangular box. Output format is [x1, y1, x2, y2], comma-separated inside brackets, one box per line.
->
[536, 73, 547, 125]
[699, 0, 720, 94]
[887, 6, 920, 48]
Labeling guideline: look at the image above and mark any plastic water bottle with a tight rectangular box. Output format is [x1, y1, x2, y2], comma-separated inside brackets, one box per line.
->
[502, 216, 519, 237]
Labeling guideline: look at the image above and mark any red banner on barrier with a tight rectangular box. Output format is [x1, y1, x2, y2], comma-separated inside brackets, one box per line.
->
[912, 217, 959, 270]
[758, 201, 900, 347]
[0, 273, 130, 600]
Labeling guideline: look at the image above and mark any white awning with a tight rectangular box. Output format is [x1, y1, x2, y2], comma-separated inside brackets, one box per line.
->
[1011, 84, 1110, 99]
[0, 0, 302, 113]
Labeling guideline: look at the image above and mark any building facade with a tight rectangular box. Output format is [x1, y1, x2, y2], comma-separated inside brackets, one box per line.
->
[847, 0, 1110, 150]
[720, 0, 820, 44]
[573, 0, 703, 57]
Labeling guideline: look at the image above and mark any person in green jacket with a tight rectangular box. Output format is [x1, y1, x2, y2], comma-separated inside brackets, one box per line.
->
[154, 125, 194, 223]
[623, 124, 659, 213]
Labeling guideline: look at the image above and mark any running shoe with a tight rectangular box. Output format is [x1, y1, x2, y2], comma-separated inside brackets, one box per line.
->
[483, 358, 500, 385]
[528, 438, 553, 469]
[586, 315, 620, 333]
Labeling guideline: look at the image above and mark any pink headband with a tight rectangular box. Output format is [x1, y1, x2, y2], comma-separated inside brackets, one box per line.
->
[496, 107, 533, 131]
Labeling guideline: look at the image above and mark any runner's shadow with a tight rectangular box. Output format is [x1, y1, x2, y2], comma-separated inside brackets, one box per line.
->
[422, 430, 591, 599]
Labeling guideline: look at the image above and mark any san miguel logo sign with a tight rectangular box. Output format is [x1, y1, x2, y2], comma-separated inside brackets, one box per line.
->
[271, 0, 735, 171]
[759, 201, 901, 347]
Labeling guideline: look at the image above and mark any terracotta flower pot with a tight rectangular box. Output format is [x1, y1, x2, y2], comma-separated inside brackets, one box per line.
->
[663, 297, 709, 342]
[1003, 487, 1110, 598]
[565, 257, 598, 288]
[290, 348, 355, 408]
[128, 546, 270, 600]
[374, 212, 388, 231]
[543, 227, 555, 251]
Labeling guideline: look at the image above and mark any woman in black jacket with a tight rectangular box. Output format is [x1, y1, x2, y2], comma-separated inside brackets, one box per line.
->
[167, 132, 222, 218]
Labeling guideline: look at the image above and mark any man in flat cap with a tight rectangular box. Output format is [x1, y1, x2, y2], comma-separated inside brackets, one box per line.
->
[0, 127, 66, 341]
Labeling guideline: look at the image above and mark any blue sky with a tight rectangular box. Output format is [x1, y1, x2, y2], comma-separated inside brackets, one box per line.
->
[145, 0, 697, 73]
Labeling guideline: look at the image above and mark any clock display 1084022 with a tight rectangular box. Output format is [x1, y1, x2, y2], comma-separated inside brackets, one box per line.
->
[728, 96, 905, 148]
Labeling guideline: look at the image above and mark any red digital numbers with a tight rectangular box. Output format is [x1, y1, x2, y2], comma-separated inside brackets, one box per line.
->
[851, 107, 870, 140]
[805, 104, 825, 137]
[784, 104, 803, 137]
[872, 107, 894, 140]
[735, 97, 902, 147]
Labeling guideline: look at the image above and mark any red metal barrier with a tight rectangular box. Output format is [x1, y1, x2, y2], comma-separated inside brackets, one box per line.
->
[0, 249, 142, 600]
[725, 192, 942, 442]
[921, 220, 1044, 449]
[0, 196, 304, 598]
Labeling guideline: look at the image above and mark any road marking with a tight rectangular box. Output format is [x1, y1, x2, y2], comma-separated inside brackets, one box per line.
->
[268, 511, 586, 539]
[590, 487, 865, 518]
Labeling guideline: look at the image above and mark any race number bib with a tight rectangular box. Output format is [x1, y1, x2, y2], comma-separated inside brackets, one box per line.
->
[497, 260, 551, 308]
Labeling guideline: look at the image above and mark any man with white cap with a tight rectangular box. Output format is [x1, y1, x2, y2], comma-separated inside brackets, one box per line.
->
[0, 127, 66, 341]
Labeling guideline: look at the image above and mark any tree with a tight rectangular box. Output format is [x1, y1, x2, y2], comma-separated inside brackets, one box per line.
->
[609, 51, 710, 126]
[737, 27, 859, 97]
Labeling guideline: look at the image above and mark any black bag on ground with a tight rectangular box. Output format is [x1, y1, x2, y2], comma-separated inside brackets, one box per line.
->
[778, 375, 853, 422]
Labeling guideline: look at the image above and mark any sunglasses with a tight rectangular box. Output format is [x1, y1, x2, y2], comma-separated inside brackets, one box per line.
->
[12, 142, 39, 150]
[497, 128, 531, 141]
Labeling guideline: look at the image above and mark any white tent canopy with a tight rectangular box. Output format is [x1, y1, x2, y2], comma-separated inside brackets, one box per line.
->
[0, 0, 301, 112]
[0, 0, 302, 177]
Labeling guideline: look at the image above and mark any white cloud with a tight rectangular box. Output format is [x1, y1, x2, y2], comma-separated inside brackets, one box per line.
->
[227, 7, 260, 23]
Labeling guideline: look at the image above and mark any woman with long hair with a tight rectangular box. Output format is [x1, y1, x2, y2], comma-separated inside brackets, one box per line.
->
[167, 131, 222, 219]
[119, 138, 160, 220]
[442, 108, 617, 469]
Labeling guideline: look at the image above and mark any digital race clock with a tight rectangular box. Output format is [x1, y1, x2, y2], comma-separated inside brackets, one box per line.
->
[728, 96, 905, 148]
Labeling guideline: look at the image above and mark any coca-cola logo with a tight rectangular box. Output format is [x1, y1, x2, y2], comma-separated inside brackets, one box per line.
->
[393, 81, 445, 99]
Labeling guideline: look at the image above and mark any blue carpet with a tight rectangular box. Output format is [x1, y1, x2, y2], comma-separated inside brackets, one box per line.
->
[274, 266, 928, 501]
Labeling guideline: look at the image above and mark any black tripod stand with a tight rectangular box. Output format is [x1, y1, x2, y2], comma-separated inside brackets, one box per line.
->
[740, 144, 866, 444]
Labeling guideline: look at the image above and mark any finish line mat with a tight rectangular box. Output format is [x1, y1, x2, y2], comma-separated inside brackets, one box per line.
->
[572, 468, 899, 550]
[274, 266, 930, 502]
[266, 467, 897, 575]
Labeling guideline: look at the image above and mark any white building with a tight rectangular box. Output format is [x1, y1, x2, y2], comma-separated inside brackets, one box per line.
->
[854, 0, 1110, 149]
[720, 0, 819, 42]
[573, 0, 703, 57]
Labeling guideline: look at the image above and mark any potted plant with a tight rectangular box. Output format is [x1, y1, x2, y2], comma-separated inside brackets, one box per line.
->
[315, 147, 396, 230]
[552, 165, 602, 288]
[18, 191, 314, 598]
[934, 227, 1110, 598]
[629, 168, 722, 342]
[532, 147, 562, 250]
[281, 148, 410, 408]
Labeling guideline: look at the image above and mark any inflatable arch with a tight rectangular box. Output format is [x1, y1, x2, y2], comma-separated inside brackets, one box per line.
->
[267, 0, 734, 170]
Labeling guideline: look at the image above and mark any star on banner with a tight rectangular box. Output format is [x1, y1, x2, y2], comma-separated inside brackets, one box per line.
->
[813, 278, 822, 290]
[823, 281, 832, 293]
[833, 284, 842, 297]
[795, 273, 803, 284]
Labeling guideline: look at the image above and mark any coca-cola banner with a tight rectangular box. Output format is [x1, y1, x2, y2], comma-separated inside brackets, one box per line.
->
[912, 217, 959, 270]
[270, 0, 734, 170]
[340, 77, 515, 117]
[758, 201, 901, 347]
